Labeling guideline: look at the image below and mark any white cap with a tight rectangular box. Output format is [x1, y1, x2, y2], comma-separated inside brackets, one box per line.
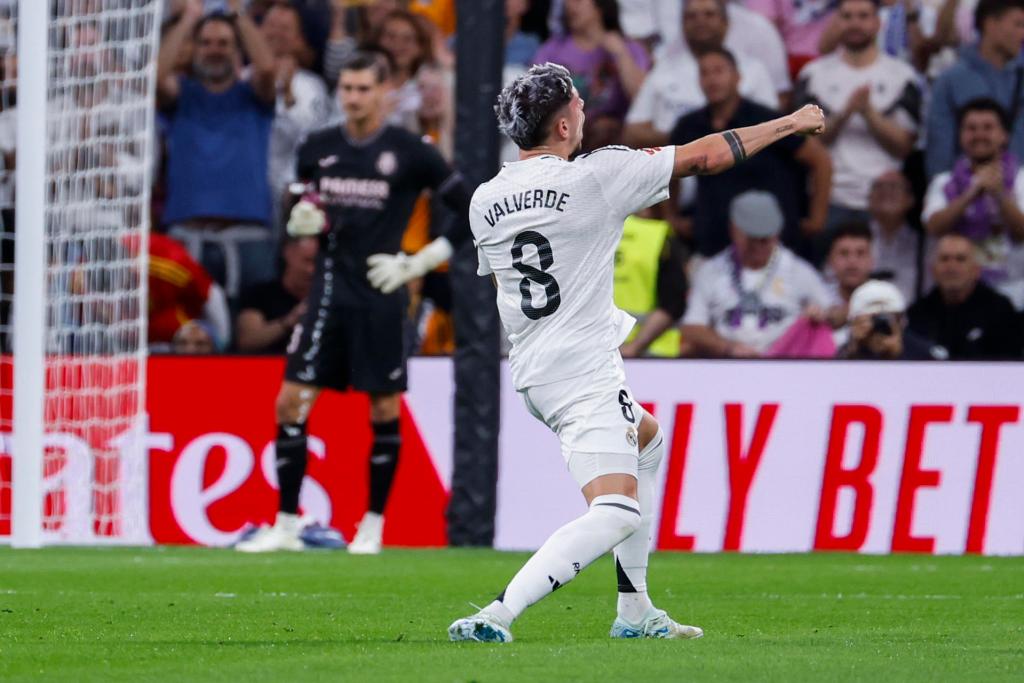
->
[848, 280, 906, 320]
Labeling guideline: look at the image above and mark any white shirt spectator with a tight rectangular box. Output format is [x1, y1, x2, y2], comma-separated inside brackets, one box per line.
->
[626, 38, 778, 135]
[619, 1, 791, 95]
[870, 219, 924, 304]
[922, 168, 1024, 309]
[267, 68, 332, 206]
[796, 52, 920, 209]
[683, 245, 832, 352]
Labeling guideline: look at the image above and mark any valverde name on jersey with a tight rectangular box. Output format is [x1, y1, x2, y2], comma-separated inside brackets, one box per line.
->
[481, 189, 571, 228]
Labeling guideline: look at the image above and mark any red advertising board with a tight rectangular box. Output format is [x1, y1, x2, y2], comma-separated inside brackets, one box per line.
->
[146, 356, 448, 546]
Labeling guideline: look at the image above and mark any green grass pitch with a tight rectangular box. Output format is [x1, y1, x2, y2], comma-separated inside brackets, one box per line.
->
[1, 548, 1021, 682]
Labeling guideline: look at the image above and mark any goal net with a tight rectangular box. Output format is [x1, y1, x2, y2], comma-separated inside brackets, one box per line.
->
[0, 0, 162, 545]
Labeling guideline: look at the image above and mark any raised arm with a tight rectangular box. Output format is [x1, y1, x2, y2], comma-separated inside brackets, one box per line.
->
[157, 0, 203, 106]
[229, 0, 276, 103]
[671, 104, 825, 178]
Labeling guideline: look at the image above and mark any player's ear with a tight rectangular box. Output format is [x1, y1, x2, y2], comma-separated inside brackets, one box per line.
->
[556, 114, 569, 141]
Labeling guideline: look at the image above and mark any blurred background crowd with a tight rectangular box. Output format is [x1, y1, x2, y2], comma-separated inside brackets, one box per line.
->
[2, 0, 1023, 361]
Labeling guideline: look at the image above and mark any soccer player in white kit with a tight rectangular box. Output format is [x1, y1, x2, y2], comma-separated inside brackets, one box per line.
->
[448, 63, 824, 643]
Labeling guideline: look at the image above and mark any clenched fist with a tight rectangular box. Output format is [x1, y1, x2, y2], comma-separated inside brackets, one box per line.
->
[791, 104, 826, 136]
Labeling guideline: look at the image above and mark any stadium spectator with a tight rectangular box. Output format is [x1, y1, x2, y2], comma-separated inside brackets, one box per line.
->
[795, 0, 920, 237]
[681, 191, 832, 358]
[823, 221, 875, 346]
[615, 0, 792, 106]
[867, 170, 925, 303]
[623, 0, 777, 147]
[409, 0, 456, 67]
[172, 319, 219, 354]
[235, 235, 318, 354]
[417, 63, 454, 160]
[0, 50, 10, 350]
[288, 0, 335, 72]
[146, 232, 230, 353]
[261, 1, 333, 234]
[410, 0, 456, 38]
[615, 208, 690, 358]
[506, 0, 541, 67]
[248, 0, 329, 73]
[923, 98, 1024, 309]
[372, 9, 435, 133]
[533, 0, 650, 150]
[819, 0, 961, 72]
[501, 0, 543, 163]
[669, 48, 832, 258]
[838, 279, 945, 359]
[0, 50, 13, 218]
[746, 0, 839, 78]
[157, 0, 277, 301]
[322, 0, 358, 87]
[926, 0, 1024, 178]
[908, 233, 1024, 359]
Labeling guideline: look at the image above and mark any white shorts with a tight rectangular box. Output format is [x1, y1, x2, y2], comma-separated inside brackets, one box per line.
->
[519, 351, 641, 487]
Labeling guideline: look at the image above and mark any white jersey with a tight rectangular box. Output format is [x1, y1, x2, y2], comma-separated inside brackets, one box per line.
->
[683, 245, 832, 353]
[470, 146, 675, 390]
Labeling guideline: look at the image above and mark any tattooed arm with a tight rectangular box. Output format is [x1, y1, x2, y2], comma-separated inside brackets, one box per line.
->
[671, 104, 825, 178]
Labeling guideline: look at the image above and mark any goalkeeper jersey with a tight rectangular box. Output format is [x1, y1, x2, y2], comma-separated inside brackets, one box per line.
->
[470, 145, 675, 390]
[295, 124, 469, 306]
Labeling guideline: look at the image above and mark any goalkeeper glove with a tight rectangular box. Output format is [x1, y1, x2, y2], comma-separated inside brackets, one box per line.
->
[287, 198, 327, 237]
[366, 237, 454, 294]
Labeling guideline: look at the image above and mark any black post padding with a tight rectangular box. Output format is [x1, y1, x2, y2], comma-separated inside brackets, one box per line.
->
[446, 0, 504, 547]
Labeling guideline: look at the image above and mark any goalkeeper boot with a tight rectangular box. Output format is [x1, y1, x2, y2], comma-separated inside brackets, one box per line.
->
[235, 512, 305, 553]
[347, 511, 383, 555]
[610, 608, 703, 640]
[448, 611, 513, 643]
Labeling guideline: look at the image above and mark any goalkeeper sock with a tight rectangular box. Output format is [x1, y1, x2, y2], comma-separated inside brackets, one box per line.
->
[276, 423, 308, 515]
[368, 418, 401, 515]
[613, 428, 665, 624]
[486, 494, 641, 624]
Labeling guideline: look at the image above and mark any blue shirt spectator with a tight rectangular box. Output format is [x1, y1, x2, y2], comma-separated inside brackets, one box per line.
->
[163, 78, 274, 226]
[506, 0, 539, 67]
[156, 4, 279, 301]
[926, 1, 1024, 178]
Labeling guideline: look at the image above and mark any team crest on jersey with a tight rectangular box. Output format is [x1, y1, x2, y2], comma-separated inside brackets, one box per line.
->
[376, 151, 398, 176]
[625, 426, 638, 448]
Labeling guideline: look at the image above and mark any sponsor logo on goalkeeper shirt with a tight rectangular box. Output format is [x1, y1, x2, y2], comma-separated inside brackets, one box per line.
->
[318, 177, 390, 209]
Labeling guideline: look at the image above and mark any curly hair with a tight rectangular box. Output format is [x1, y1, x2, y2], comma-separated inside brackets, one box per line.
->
[495, 62, 574, 150]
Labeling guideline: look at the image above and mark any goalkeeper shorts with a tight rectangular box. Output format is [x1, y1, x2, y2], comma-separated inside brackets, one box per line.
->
[284, 273, 408, 394]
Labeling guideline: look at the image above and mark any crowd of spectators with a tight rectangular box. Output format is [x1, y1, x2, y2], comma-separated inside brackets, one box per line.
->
[2, 0, 1022, 361]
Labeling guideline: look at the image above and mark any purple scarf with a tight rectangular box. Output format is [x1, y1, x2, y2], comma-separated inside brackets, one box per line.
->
[943, 153, 1019, 240]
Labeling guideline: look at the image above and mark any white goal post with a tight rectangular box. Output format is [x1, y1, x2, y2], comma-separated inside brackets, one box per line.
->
[2, 0, 163, 546]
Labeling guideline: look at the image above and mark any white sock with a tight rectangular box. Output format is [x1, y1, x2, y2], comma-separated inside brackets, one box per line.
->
[613, 428, 664, 624]
[489, 493, 641, 625]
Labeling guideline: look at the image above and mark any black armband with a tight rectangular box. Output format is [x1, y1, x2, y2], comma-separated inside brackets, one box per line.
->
[722, 130, 748, 164]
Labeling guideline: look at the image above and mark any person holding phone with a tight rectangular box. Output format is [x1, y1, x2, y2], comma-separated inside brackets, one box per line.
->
[838, 279, 946, 359]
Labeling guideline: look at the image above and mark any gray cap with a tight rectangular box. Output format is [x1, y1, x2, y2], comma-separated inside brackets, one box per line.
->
[729, 190, 784, 238]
